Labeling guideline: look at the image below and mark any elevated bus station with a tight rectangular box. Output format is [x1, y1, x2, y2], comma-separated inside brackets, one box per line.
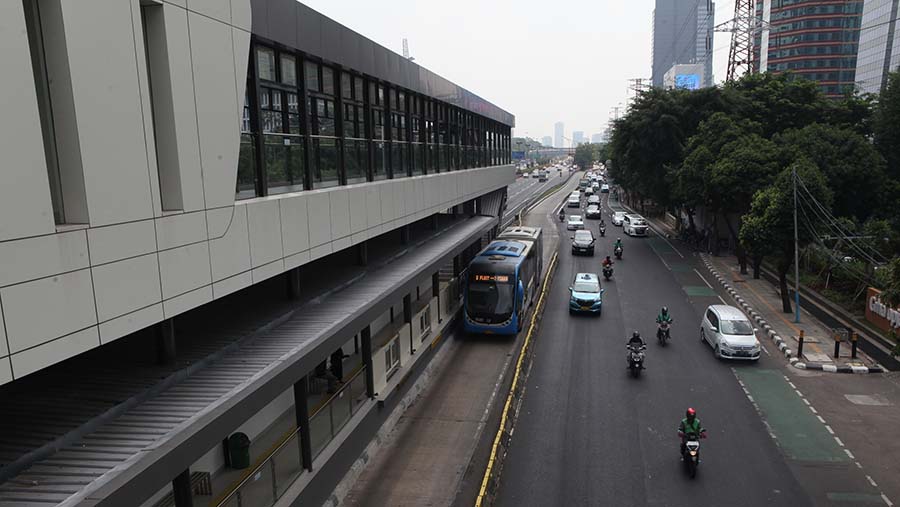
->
[0, 1, 514, 505]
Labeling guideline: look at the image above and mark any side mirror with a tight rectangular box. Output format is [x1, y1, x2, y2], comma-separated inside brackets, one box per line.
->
[753, 327, 759, 333]
[600, 288, 606, 294]
[568, 286, 573, 291]
[710, 326, 718, 333]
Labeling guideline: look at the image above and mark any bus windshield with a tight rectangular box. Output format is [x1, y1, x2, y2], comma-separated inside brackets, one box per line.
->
[466, 273, 515, 323]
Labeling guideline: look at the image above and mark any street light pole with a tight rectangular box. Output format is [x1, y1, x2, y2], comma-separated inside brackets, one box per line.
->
[793, 165, 801, 323]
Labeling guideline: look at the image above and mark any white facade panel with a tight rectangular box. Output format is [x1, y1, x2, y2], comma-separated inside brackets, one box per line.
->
[0, 1, 56, 242]
[208, 206, 251, 281]
[158, 241, 211, 299]
[12, 327, 99, 379]
[155, 211, 208, 251]
[187, 0, 232, 24]
[212, 271, 252, 299]
[232, 28, 251, 115]
[163, 285, 212, 319]
[87, 220, 157, 266]
[64, 0, 155, 226]
[230, 0, 252, 31]
[0, 359, 11, 388]
[279, 196, 310, 256]
[329, 189, 352, 240]
[189, 12, 240, 209]
[251, 260, 285, 284]
[92, 253, 162, 323]
[98, 303, 164, 344]
[247, 200, 284, 268]
[0, 231, 89, 288]
[307, 193, 333, 248]
[365, 186, 383, 229]
[349, 187, 367, 234]
[0, 298, 7, 357]
[2, 269, 97, 354]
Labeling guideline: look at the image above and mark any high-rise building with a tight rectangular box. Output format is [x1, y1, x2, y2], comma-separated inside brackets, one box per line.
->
[542, 136, 553, 147]
[554, 121, 565, 148]
[591, 133, 604, 144]
[572, 131, 585, 146]
[855, 0, 900, 95]
[755, 0, 864, 98]
[651, 0, 715, 88]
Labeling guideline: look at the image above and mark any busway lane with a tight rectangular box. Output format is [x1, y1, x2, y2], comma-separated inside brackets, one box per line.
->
[494, 193, 812, 506]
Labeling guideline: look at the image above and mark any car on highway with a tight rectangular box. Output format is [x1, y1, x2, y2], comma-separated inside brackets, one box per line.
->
[538, 171, 548, 182]
[623, 214, 648, 236]
[567, 195, 580, 208]
[571, 229, 595, 255]
[585, 186, 595, 196]
[600, 183, 610, 193]
[587, 195, 601, 205]
[566, 215, 584, 230]
[569, 272, 604, 315]
[585, 204, 602, 219]
[611, 211, 626, 226]
[700, 305, 761, 360]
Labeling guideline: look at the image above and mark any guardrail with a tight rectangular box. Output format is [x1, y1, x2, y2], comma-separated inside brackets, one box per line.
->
[474, 251, 559, 506]
[214, 368, 367, 507]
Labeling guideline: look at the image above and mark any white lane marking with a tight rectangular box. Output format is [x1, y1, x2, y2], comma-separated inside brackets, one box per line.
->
[802, 398, 811, 406]
[761, 344, 771, 356]
[883, 493, 894, 506]
[650, 226, 684, 258]
[809, 405, 818, 414]
[817, 415, 826, 424]
[717, 296, 728, 304]
[694, 269, 714, 289]
[857, 462, 864, 469]
[794, 389, 804, 397]
[868, 475, 879, 487]
[825, 425, 835, 434]
[845, 449, 855, 459]
[834, 436, 844, 446]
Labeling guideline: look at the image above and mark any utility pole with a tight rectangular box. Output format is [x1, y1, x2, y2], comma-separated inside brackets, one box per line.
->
[610, 106, 623, 121]
[714, 0, 767, 81]
[793, 165, 801, 323]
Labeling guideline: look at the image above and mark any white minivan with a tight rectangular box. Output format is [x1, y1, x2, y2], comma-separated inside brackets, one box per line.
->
[700, 305, 761, 361]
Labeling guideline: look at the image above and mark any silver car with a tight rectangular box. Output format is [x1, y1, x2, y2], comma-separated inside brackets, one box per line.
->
[700, 305, 761, 360]
[611, 211, 626, 226]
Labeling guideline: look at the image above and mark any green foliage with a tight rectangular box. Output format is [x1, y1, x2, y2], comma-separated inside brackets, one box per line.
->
[874, 72, 900, 181]
[574, 143, 595, 169]
[882, 258, 900, 307]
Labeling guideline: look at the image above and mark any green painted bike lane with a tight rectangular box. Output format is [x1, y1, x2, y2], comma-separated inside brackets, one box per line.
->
[735, 368, 887, 506]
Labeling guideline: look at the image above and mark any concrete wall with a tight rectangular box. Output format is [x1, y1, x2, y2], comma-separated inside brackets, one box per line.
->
[0, 0, 515, 385]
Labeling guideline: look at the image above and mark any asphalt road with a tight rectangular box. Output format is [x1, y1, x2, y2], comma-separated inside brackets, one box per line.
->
[494, 189, 884, 506]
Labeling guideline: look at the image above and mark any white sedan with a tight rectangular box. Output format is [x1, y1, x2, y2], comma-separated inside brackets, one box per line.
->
[611, 211, 626, 226]
[567, 215, 585, 230]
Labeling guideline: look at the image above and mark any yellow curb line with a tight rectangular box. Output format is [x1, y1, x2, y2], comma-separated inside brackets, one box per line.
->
[474, 251, 558, 507]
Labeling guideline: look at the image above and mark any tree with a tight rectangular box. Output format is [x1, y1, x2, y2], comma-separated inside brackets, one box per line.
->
[725, 72, 829, 139]
[882, 257, 900, 307]
[574, 143, 595, 169]
[740, 159, 833, 312]
[776, 123, 888, 222]
[874, 71, 900, 182]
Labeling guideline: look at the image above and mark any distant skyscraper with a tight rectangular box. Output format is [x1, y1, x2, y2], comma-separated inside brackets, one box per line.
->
[855, 0, 899, 95]
[554, 122, 564, 148]
[591, 133, 604, 144]
[651, 0, 715, 88]
[542, 136, 553, 147]
[755, 0, 863, 98]
[572, 131, 585, 146]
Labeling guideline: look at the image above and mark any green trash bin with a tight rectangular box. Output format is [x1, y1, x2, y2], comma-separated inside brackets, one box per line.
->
[227, 432, 251, 469]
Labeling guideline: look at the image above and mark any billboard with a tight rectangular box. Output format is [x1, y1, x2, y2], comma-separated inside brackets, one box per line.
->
[512, 151, 526, 160]
[675, 74, 701, 90]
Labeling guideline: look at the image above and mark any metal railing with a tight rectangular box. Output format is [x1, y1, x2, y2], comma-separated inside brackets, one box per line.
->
[215, 368, 367, 507]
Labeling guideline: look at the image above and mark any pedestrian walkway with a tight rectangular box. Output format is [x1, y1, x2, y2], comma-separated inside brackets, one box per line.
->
[703, 253, 881, 371]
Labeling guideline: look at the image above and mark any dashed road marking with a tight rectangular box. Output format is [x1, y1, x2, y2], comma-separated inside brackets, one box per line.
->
[868, 475, 879, 487]
[834, 436, 844, 447]
[883, 493, 894, 506]
[825, 425, 835, 434]
[693, 269, 714, 289]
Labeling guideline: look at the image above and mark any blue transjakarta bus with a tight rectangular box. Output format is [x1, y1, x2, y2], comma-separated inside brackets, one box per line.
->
[464, 226, 543, 335]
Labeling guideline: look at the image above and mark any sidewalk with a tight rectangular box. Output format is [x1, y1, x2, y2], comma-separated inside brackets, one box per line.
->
[702, 253, 883, 373]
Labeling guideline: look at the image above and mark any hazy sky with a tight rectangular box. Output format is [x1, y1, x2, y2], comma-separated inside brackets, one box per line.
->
[301, 0, 735, 143]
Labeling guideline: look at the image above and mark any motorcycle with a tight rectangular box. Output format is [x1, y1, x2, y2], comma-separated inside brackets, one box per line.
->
[657, 321, 672, 346]
[559, 212, 565, 222]
[599, 224, 606, 237]
[602, 265, 613, 281]
[682, 432, 702, 478]
[614, 245, 623, 260]
[627, 343, 646, 377]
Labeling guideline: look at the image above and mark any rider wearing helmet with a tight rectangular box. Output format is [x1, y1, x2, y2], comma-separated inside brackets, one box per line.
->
[628, 331, 645, 348]
[678, 408, 707, 456]
[614, 237, 623, 250]
[656, 306, 673, 324]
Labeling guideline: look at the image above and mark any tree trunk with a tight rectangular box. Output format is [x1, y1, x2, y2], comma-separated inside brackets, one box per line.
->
[686, 209, 696, 234]
[711, 215, 721, 256]
[722, 213, 748, 275]
[752, 256, 762, 280]
[778, 260, 793, 313]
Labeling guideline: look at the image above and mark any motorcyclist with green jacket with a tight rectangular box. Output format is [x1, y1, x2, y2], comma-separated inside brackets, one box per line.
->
[656, 306, 673, 325]
[678, 407, 707, 457]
